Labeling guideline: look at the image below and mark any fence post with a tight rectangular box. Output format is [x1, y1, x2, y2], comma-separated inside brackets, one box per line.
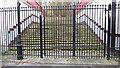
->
[44, 9, 46, 56]
[104, 7, 107, 57]
[17, 0, 23, 60]
[107, 4, 111, 60]
[73, 7, 76, 57]
[40, 6, 43, 58]
[111, 0, 116, 55]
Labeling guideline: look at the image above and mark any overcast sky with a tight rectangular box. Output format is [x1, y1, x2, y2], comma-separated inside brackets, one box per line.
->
[0, 0, 119, 7]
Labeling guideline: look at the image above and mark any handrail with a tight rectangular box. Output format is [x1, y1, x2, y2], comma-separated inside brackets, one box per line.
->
[77, 14, 108, 33]
[8, 14, 39, 33]
[115, 34, 120, 37]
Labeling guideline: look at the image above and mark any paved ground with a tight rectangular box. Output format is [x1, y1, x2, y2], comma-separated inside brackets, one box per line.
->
[1, 55, 120, 67]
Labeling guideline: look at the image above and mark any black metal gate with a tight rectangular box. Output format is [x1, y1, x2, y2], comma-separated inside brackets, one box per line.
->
[1, 3, 120, 60]
[42, 6, 107, 58]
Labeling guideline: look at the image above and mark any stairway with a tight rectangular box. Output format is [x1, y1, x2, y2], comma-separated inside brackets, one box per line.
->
[8, 14, 104, 57]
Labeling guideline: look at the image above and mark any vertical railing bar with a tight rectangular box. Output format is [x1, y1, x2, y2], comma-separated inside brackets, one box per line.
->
[61, 6, 63, 58]
[89, 5, 91, 59]
[101, 5, 103, 58]
[77, 5, 79, 58]
[94, 5, 96, 58]
[28, 7, 31, 57]
[76, 5, 78, 58]
[13, 7, 15, 56]
[68, 6, 70, 58]
[5, 8, 7, 55]
[17, 0, 23, 60]
[117, 4, 119, 59]
[23, 7, 25, 56]
[6, 8, 8, 55]
[30, 7, 32, 57]
[56, 6, 57, 58]
[58, 6, 60, 58]
[53, 6, 57, 58]
[111, 2, 116, 56]
[46, 6, 50, 57]
[51, 6, 53, 57]
[82, 5, 85, 58]
[118, 4, 120, 60]
[34, 6, 36, 57]
[62, 6, 65, 58]
[79, 5, 80, 58]
[36, 6, 37, 57]
[1, 8, 3, 55]
[9, 8, 11, 54]
[20, 7, 22, 56]
[15, 7, 17, 56]
[99, 5, 101, 59]
[107, 4, 111, 60]
[81, 5, 83, 58]
[44, 6, 46, 56]
[23, 7, 25, 57]
[70, 5, 72, 57]
[76, 1, 78, 59]
[46, 6, 48, 58]
[2, 8, 4, 54]
[26, 7, 28, 57]
[10, 8, 13, 54]
[91, 5, 93, 58]
[33, 7, 35, 58]
[29, 7, 32, 56]
[49, 6, 51, 58]
[73, 5, 76, 57]
[104, 6, 107, 57]
[65, 6, 67, 57]
[11, 7, 13, 55]
[79, 5, 84, 58]
[35, 6, 36, 57]
[57, 6, 59, 58]
[40, 6, 43, 58]
[37, 6, 39, 57]
[86, 5, 88, 58]
[69, 5, 71, 58]
[0, 8, 1, 54]
[3, 8, 4, 55]
[82, 5, 84, 59]
[30, 7, 31, 57]
[28, 7, 30, 57]
[66, 5, 67, 57]
[49, 6, 50, 57]
[38, 6, 40, 57]
[53, 6, 55, 57]
[90, 5, 92, 58]
[6, 8, 8, 52]
[96, 5, 100, 58]
[48, 6, 49, 57]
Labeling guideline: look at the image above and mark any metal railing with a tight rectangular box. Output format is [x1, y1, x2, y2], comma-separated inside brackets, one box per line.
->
[0, 3, 120, 60]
